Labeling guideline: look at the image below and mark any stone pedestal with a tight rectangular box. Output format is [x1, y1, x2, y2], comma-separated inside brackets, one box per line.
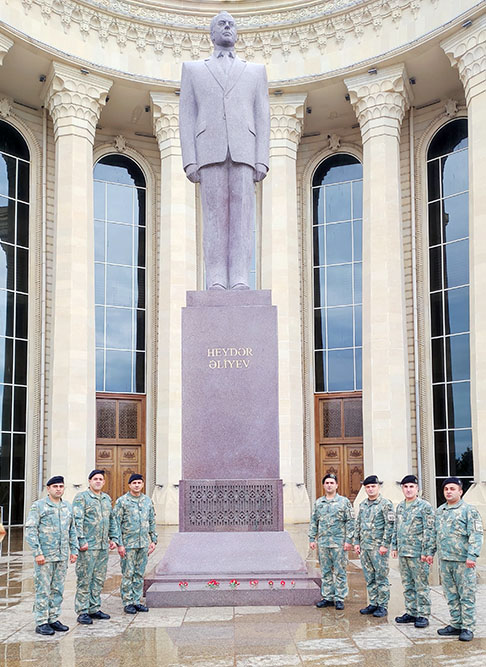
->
[146, 290, 320, 605]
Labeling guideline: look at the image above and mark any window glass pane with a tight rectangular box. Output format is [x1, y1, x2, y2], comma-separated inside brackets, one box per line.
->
[326, 222, 352, 264]
[313, 154, 362, 187]
[327, 265, 352, 306]
[313, 189, 324, 225]
[429, 246, 442, 292]
[136, 228, 146, 268]
[95, 306, 104, 347]
[17, 202, 29, 248]
[427, 160, 440, 202]
[450, 430, 473, 476]
[96, 349, 104, 391]
[0, 481, 9, 525]
[430, 292, 443, 337]
[355, 347, 362, 390]
[94, 220, 105, 262]
[11, 482, 24, 524]
[135, 310, 145, 351]
[106, 307, 132, 350]
[17, 161, 29, 203]
[15, 294, 28, 339]
[105, 350, 132, 392]
[0, 154, 15, 199]
[0, 384, 11, 431]
[135, 269, 145, 309]
[447, 382, 471, 429]
[353, 220, 362, 262]
[327, 307, 353, 349]
[325, 183, 351, 223]
[13, 386, 26, 432]
[95, 264, 105, 305]
[444, 240, 468, 288]
[314, 309, 326, 350]
[313, 268, 325, 308]
[94, 155, 145, 187]
[446, 334, 470, 381]
[442, 150, 468, 197]
[0, 243, 14, 291]
[352, 181, 362, 218]
[315, 351, 325, 392]
[434, 431, 448, 476]
[431, 338, 444, 383]
[134, 352, 145, 394]
[428, 118, 468, 160]
[106, 184, 133, 224]
[0, 337, 13, 384]
[442, 193, 468, 243]
[107, 223, 133, 266]
[444, 287, 469, 335]
[354, 263, 362, 305]
[14, 340, 27, 385]
[134, 188, 146, 226]
[93, 181, 105, 220]
[16, 248, 28, 294]
[328, 349, 354, 392]
[355, 306, 362, 347]
[428, 201, 441, 246]
[313, 226, 325, 266]
[0, 196, 14, 245]
[433, 384, 446, 429]
[0, 433, 10, 479]
[106, 265, 132, 307]
[12, 434, 25, 479]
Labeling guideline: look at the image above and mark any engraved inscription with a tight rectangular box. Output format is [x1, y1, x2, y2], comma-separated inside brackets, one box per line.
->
[207, 346, 253, 369]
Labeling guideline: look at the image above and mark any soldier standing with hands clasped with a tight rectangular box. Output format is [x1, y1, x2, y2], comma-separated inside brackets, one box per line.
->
[114, 473, 158, 614]
[309, 473, 354, 610]
[25, 475, 78, 635]
[435, 476, 483, 642]
[73, 469, 119, 625]
[391, 474, 435, 628]
[354, 475, 395, 618]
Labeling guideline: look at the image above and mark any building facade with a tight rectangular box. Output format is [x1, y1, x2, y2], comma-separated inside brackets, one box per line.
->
[0, 0, 485, 526]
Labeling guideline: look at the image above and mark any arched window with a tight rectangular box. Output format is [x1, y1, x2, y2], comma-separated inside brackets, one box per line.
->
[427, 119, 472, 500]
[94, 155, 146, 393]
[312, 154, 363, 392]
[0, 120, 29, 526]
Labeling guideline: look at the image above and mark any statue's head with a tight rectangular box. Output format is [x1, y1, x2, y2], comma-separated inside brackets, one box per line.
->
[210, 12, 237, 48]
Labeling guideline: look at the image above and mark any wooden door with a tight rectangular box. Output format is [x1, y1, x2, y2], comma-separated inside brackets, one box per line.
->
[96, 394, 146, 502]
[315, 393, 363, 502]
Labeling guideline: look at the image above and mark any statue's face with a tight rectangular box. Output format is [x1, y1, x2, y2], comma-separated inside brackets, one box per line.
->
[211, 13, 237, 48]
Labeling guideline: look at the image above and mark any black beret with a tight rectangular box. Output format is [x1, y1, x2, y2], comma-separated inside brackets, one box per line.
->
[47, 475, 64, 486]
[322, 473, 338, 483]
[442, 476, 463, 488]
[128, 473, 144, 484]
[400, 475, 418, 485]
[362, 475, 381, 486]
[88, 469, 105, 480]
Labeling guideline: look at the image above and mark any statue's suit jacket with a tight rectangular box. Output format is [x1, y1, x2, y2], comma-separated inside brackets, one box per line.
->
[179, 54, 270, 171]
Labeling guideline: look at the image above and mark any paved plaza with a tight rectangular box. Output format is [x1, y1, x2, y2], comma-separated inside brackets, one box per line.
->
[1, 525, 486, 666]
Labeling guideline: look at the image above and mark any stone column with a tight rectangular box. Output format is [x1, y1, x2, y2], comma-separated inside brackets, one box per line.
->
[150, 92, 197, 523]
[345, 65, 412, 502]
[262, 93, 310, 521]
[0, 34, 13, 65]
[441, 18, 486, 511]
[44, 63, 112, 499]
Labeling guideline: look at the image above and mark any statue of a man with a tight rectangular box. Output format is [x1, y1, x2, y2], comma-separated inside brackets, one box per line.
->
[179, 12, 270, 290]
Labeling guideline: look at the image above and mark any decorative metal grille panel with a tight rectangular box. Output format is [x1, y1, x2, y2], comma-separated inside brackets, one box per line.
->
[119, 400, 138, 439]
[180, 479, 283, 532]
[344, 398, 363, 437]
[322, 399, 341, 438]
[97, 400, 116, 438]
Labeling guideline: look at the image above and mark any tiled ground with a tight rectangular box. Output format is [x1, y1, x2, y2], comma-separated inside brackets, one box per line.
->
[1, 525, 486, 666]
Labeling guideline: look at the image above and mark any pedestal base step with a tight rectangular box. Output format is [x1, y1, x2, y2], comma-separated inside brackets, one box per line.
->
[146, 577, 321, 607]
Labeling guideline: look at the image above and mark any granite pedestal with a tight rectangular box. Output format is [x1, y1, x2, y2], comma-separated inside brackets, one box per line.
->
[146, 291, 320, 606]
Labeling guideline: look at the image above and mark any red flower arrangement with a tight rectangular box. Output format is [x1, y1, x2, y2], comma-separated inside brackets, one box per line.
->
[268, 580, 274, 588]
[229, 579, 240, 589]
[280, 580, 286, 587]
[249, 579, 259, 588]
[206, 579, 220, 589]
[178, 581, 188, 589]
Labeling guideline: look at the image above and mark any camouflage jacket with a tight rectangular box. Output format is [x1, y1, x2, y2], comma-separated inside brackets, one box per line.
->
[308, 493, 355, 547]
[391, 497, 435, 557]
[436, 499, 483, 563]
[113, 492, 158, 549]
[25, 497, 78, 561]
[73, 489, 119, 550]
[355, 495, 395, 550]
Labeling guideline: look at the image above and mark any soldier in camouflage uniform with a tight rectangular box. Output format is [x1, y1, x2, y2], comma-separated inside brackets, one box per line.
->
[25, 475, 78, 636]
[309, 473, 354, 610]
[435, 476, 483, 642]
[113, 473, 157, 614]
[73, 469, 119, 625]
[391, 474, 435, 628]
[354, 475, 395, 617]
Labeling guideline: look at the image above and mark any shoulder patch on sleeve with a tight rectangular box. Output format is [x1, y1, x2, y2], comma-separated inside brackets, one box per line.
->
[475, 520, 483, 533]
[388, 511, 395, 522]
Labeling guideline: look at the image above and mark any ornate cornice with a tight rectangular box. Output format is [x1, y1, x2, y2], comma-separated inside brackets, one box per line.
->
[441, 14, 486, 104]
[270, 94, 307, 145]
[43, 62, 113, 141]
[0, 33, 14, 66]
[345, 63, 411, 142]
[16, 0, 443, 63]
[0, 97, 13, 118]
[150, 91, 180, 153]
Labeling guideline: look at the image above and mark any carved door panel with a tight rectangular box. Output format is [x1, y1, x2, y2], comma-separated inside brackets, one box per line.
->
[96, 394, 145, 503]
[315, 393, 363, 502]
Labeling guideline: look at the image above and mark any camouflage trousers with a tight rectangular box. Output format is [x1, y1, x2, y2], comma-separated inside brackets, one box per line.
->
[398, 556, 431, 617]
[360, 548, 390, 607]
[120, 548, 148, 605]
[317, 545, 348, 601]
[33, 560, 68, 625]
[440, 559, 477, 631]
[75, 548, 109, 614]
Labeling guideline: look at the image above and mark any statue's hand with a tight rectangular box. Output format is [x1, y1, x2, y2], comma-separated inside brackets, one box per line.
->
[185, 164, 200, 183]
[254, 163, 268, 183]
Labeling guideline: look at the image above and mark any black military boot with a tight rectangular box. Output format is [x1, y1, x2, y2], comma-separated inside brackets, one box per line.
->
[359, 604, 378, 614]
[35, 624, 55, 636]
